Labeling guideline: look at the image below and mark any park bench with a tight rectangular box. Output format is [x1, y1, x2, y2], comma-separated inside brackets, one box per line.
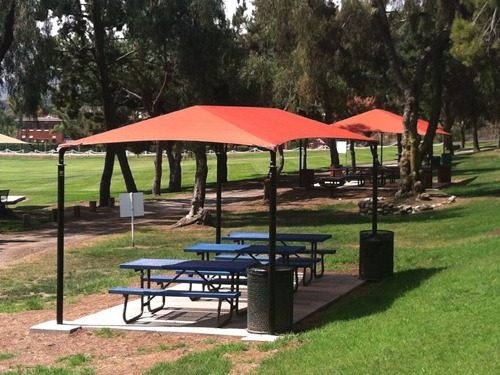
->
[0, 189, 26, 212]
[108, 286, 241, 327]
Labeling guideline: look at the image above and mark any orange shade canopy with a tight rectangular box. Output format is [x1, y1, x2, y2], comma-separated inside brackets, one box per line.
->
[61, 105, 374, 150]
[333, 109, 450, 136]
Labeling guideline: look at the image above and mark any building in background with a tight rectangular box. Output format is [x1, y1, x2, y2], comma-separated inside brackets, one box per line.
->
[17, 115, 64, 144]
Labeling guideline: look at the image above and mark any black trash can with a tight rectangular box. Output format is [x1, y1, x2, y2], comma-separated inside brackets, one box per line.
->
[300, 169, 315, 189]
[247, 266, 294, 334]
[437, 166, 451, 183]
[359, 230, 394, 281]
[441, 153, 452, 167]
[422, 167, 433, 189]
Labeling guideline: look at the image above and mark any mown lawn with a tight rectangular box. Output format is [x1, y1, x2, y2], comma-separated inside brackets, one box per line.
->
[0, 147, 499, 374]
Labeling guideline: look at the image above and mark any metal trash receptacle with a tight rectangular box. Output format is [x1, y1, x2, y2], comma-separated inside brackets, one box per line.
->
[359, 230, 394, 281]
[441, 153, 452, 167]
[247, 266, 294, 334]
[437, 166, 451, 183]
[300, 169, 315, 189]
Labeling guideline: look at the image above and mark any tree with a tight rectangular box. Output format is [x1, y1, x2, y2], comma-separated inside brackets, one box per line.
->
[48, 0, 137, 206]
[0, 0, 15, 71]
[450, 0, 500, 149]
[1, 0, 56, 117]
[372, 0, 457, 197]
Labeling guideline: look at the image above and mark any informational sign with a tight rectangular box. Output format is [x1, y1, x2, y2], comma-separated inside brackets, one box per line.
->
[336, 140, 347, 154]
[120, 192, 144, 247]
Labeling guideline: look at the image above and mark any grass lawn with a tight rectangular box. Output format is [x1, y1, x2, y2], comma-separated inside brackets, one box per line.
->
[0, 146, 499, 374]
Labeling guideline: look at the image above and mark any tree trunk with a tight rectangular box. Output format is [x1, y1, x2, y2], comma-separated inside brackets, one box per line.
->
[0, 0, 15, 69]
[92, 0, 137, 205]
[373, 0, 455, 197]
[166, 141, 182, 192]
[328, 139, 341, 167]
[460, 124, 466, 149]
[99, 145, 115, 207]
[396, 134, 403, 161]
[152, 141, 164, 196]
[497, 125, 500, 149]
[116, 145, 137, 193]
[349, 141, 356, 168]
[277, 145, 284, 176]
[472, 120, 480, 151]
[397, 94, 424, 197]
[174, 144, 213, 227]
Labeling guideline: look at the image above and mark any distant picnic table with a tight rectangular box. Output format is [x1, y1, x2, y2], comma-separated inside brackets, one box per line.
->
[0, 189, 26, 212]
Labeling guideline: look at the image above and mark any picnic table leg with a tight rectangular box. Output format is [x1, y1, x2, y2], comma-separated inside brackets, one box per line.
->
[120, 294, 145, 323]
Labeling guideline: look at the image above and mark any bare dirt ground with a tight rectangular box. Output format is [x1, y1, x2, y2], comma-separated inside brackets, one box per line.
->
[0, 180, 455, 374]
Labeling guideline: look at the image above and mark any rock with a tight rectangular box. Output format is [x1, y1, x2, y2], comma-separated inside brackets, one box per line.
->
[417, 193, 431, 201]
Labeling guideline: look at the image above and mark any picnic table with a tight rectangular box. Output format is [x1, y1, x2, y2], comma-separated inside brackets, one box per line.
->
[0, 189, 26, 212]
[184, 243, 316, 289]
[318, 176, 346, 198]
[221, 232, 335, 278]
[109, 258, 258, 327]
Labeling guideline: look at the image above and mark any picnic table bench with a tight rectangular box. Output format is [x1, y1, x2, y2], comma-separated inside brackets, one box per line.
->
[318, 176, 346, 198]
[108, 287, 241, 326]
[110, 258, 257, 327]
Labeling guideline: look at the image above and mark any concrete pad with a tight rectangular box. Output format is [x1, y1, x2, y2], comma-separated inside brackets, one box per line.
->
[31, 274, 363, 341]
[30, 320, 81, 334]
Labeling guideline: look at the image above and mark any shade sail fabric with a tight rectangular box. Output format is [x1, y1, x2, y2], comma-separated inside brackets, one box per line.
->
[0, 133, 27, 144]
[333, 109, 450, 136]
[61, 105, 374, 150]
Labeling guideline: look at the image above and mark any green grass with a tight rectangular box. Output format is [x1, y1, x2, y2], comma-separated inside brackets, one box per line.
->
[145, 343, 247, 375]
[0, 146, 499, 374]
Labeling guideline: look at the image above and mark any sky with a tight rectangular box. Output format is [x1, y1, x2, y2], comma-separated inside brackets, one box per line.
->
[224, 0, 254, 19]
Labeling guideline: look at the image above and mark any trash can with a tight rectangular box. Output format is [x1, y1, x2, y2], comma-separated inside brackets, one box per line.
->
[441, 153, 452, 167]
[300, 169, 315, 188]
[437, 166, 451, 183]
[422, 167, 432, 189]
[431, 156, 441, 168]
[359, 230, 394, 281]
[247, 266, 294, 334]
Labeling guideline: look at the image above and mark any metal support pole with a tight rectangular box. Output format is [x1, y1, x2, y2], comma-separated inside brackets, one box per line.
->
[215, 144, 223, 244]
[268, 150, 277, 334]
[372, 146, 378, 235]
[56, 148, 67, 324]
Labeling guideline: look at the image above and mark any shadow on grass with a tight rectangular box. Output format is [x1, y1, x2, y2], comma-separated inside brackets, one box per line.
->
[222, 202, 467, 230]
[446, 181, 500, 198]
[296, 267, 445, 332]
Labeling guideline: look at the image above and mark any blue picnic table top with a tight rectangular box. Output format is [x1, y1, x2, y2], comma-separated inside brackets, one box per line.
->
[222, 232, 332, 244]
[119, 258, 258, 273]
[184, 243, 306, 255]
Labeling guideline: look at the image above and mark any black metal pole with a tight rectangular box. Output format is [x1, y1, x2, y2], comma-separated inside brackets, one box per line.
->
[299, 140, 303, 187]
[372, 145, 378, 235]
[268, 150, 277, 334]
[56, 148, 67, 324]
[380, 133, 384, 165]
[215, 144, 223, 244]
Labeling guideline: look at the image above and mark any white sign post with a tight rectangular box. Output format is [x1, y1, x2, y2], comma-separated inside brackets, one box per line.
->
[336, 140, 348, 165]
[119, 192, 145, 247]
